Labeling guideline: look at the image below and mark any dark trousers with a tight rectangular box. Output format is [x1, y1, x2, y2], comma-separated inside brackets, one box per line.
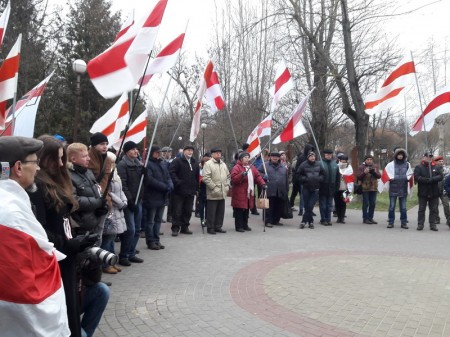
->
[166, 192, 173, 221]
[266, 196, 283, 225]
[171, 193, 195, 232]
[206, 199, 225, 230]
[334, 190, 347, 220]
[290, 181, 300, 207]
[234, 207, 250, 230]
[418, 196, 439, 227]
[302, 188, 318, 224]
[198, 193, 207, 221]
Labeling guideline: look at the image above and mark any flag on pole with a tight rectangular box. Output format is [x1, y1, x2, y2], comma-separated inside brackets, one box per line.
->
[189, 60, 225, 141]
[114, 12, 134, 43]
[141, 33, 185, 86]
[378, 161, 414, 193]
[0, 0, 11, 49]
[0, 179, 70, 337]
[90, 92, 129, 144]
[87, 0, 168, 99]
[268, 60, 294, 112]
[0, 34, 21, 129]
[3, 71, 54, 137]
[112, 108, 148, 149]
[410, 86, 450, 136]
[364, 56, 416, 115]
[245, 114, 273, 159]
[272, 89, 313, 144]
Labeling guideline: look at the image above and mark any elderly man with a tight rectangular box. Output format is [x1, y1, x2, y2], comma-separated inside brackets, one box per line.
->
[0, 136, 70, 337]
[259, 152, 289, 228]
[169, 145, 198, 236]
[414, 151, 443, 231]
[203, 147, 230, 234]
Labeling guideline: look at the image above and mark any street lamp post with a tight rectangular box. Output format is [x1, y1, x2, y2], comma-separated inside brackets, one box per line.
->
[201, 123, 207, 156]
[72, 59, 87, 142]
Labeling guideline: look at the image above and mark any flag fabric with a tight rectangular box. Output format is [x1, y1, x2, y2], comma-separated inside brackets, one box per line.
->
[0, 0, 11, 49]
[272, 89, 313, 144]
[87, 0, 168, 98]
[0, 179, 70, 337]
[189, 60, 225, 141]
[364, 56, 416, 116]
[268, 60, 294, 112]
[339, 164, 355, 193]
[90, 92, 129, 144]
[3, 71, 54, 137]
[112, 109, 147, 149]
[0, 34, 21, 129]
[141, 33, 185, 86]
[378, 161, 414, 194]
[245, 114, 273, 159]
[410, 86, 450, 136]
[114, 12, 134, 43]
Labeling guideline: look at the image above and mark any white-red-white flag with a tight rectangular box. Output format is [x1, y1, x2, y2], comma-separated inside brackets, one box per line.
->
[3, 71, 54, 137]
[87, 0, 168, 98]
[90, 92, 129, 144]
[272, 89, 313, 144]
[0, 34, 21, 129]
[141, 33, 185, 86]
[268, 60, 294, 112]
[189, 60, 225, 141]
[0, 0, 11, 49]
[0, 179, 70, 337]
[378, 161, 414, 194]
[114, 12, 134, 43]
[364, 56, 416, 116]
[245, 114, 272, 159]
[112, 109, 147, 150]
[410, 86, 450, 136]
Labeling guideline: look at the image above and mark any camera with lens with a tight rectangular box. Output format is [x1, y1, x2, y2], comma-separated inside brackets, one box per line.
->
[87, 246, 118, 266]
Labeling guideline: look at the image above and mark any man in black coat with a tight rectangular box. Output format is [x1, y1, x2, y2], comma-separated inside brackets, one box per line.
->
[319, 149, 340, 226]
[169, 145, 198, 236]
[414, 151, 443, 231]
[291, 143, 314, 215]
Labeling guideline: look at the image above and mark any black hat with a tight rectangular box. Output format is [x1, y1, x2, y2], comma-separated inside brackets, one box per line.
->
[339, 155, 349, 161]
[0, 136, 43, 164]
[307, 151, 316, 158]
[90, 132, 108, 147]
[242, 143, 250, 151]
[210, 147, 222, 153]
[123, 141, 138, 154]
[239, 152, 250, 160]
[270, 152, 280, 157]
[364, 154, 374, 160]
[150, 146, 161, 156]
[323, 149, 333, 154]
[183, 145, 194, 151]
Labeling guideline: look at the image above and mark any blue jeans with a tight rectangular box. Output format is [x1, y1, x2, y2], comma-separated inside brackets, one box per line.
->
[81, 282, 110, 337]
[319, 195, 333, 222]
[302, 189, 318, 224]
[388, 196, 407, 224]
[120, 202, 142, 259]
[362, 191, 377, 220]
[100, 234, 115, 268]
[145, 206, 164, 245]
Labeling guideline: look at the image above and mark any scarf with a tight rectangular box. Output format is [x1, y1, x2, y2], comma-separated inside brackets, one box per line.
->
[244, 165, 254, 198]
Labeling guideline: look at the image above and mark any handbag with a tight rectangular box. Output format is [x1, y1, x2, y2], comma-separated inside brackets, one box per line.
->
[256, 190, 269, 209]
[102, 213, 118, 235]
[281, 197, 293, 219]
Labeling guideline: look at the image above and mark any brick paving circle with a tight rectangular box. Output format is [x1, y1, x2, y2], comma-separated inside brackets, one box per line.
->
[231, 251, 450, 337]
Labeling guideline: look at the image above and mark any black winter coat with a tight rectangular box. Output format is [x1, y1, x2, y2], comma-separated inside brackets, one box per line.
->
[319, 159, 340, 196]
[169, 156, 198, 196]
[259, 160, 289, 198]
[414, 161, 443, 198]
[117, 155, 144, 205]
[143, 158, 173, 208]
[298, 160, 325, 191]
[294, 143, 315, 183]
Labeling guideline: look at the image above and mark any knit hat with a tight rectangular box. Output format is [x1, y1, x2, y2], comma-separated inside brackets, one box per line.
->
[339, 155, 349, 161]
[183, 145, 195, 151]
[90, 132, 108, 146]
[364, 154, 374, 160]
[123, 141, 138, 154]
[239, 152, 250, 160]
[307, 151, 316, 158]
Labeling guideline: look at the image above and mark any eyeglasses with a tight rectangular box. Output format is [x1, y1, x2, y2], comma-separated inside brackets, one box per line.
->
[21, 159, 40, 165]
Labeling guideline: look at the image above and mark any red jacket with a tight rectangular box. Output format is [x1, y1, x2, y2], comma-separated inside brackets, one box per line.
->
[230, 161, 266, 209]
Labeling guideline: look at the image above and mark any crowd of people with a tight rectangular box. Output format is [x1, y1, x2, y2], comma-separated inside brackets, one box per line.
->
[1, 133, 449, 336]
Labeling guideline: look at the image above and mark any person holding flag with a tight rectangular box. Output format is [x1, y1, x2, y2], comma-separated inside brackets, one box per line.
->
[334, 154, 354, 224]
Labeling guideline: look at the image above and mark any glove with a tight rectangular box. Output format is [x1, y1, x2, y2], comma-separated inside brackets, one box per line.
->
[75, 233, 99, 251]
[263, 174, 268, 181]
[141, 166, 147, 176]
[242, 172, 248, 177]
[262, 185, 268, 190]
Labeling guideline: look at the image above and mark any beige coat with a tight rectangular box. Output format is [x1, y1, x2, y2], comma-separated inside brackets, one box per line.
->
[203, 158, 230, 200]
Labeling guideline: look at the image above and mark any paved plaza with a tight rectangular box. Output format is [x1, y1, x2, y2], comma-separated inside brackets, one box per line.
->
[96, 201, 450, 337]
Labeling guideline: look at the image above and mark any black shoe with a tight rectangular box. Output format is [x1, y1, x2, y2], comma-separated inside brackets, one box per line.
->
[129, 256, 144, 263]
[265, 223, 273, 228]
[148, 242, 160, 250]
[430, 226, 438, 231]
[215, 228, 226, 233]
[401, 224, 409, 229]
[236, 228, 245, 232]
[274, 222, 284, 226]
[119, 258, 131, 267]
[158, 243, 165, 249]
[369, 219, 378, 224]
[332, 212, 337, 217]
[244, 227, 252, 231]
[171, 231, 178, 237]
[387, 223, 394, 228]
[207, 229, 216, 235]
[180, 229, 193, 234]
[417, 225, 424, 231]
[299, 223, 305, 229]
[298, 210, 303, 216]
[336, 218, 345, 224]
[363, 219, 372, 224]
[325, 222, 332, 226]
[320, 220, 327, 225]
[308, 223, 314, 229]
[251, 211, 260, 215]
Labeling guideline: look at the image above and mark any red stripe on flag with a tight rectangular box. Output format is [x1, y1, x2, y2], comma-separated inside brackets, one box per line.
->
[87, 39, 132, 79]
[0, 53, 19, 81]
[114, 21, 134, 42]
[118, 101, 129, 118]
[142, 0, 167, 27]
[207, 72, 220, 87]
[0, 224, 62, 304]
[279, 119, 294, 143]
[214, 96, 225, 110]
[127, 120, 147, 136]
[364, 87, 404, 109]
[423, 91, 450, 115]
[203, 61, 214, 82]
[101, 121, 116, 137]
[247, 137, 260, 153]
[157, 33, 184, 57]
[274, 68, 291, 94]
[382, 61, 416, 88]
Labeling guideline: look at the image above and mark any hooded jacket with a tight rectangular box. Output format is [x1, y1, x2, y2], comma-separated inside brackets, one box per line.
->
[388, 148, 410, 197]
[294, 144, 314, 183]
